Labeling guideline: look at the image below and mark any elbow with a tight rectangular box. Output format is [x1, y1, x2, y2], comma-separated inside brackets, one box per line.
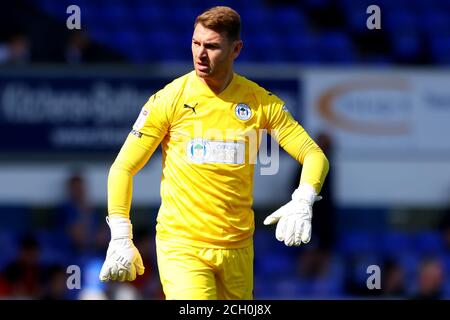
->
[109, 158, 136, 177]
[109, 160, 123, 175]
[318, 149, 330, 172]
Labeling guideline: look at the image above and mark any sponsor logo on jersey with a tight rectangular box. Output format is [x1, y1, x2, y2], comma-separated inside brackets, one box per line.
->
[184, 103, 197, 114]
[187, 138, 210, 163]
[133, 107, 149, 131]
[235, 103, 252, 121]
[187, 138, 244, 164]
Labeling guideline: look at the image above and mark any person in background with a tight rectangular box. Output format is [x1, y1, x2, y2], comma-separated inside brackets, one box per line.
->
[3, 234, 42, 299]
[59, 172, 107, 257]
[410, 257, 444, 300]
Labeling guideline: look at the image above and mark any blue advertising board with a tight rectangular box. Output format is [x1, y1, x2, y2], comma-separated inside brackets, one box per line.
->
[0, 67, 300, 154]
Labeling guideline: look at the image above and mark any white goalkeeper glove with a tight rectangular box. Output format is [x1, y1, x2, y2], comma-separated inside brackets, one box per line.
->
[99, 215, 145, 282]
[263, 184, 322, 246]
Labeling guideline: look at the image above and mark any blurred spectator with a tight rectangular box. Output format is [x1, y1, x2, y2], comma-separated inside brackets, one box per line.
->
[131, 230, 164, 299]
[410, 257, 444, 300]
[343, 255, 370, 297]
[0, 32, 30, 64]
[291, 132, 337, 297]
[381, 259, 406, 298]
[3, 234, 42, 299]
[64, 30, 124, 64]
[58, 172, 108, 257]
[294, 132, 336, 251]
[64, 31, 90, 64]
[0, 276, 10, 297]
[41, 264, 71, 300]
[297, 247, 331, 279]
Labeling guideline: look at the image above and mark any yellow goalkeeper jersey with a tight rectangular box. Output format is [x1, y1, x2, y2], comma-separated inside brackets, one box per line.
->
[108, 71, 328, 248]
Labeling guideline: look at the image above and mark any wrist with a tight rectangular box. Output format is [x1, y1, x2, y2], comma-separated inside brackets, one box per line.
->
[292, 184, 317, 204]
[107, 215, 133, 240]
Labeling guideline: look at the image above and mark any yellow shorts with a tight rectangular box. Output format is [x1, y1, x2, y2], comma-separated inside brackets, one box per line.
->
[156, 238, 254, 300]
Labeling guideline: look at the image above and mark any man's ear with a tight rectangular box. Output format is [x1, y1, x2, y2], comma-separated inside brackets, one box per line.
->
[233, 40, 243, 59]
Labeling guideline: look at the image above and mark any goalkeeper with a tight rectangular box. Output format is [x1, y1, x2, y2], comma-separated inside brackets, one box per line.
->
[99, 6, 329, 299]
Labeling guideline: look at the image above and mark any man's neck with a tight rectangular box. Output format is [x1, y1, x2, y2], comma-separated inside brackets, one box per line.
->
[200, 71, 234, 95]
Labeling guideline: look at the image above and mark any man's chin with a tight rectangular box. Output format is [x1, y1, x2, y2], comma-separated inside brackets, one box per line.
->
[195, 70, 208, 78]
[194, 67, 211, 78]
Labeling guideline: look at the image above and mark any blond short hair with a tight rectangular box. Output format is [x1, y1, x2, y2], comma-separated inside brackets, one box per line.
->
[194, 6, 241, 41]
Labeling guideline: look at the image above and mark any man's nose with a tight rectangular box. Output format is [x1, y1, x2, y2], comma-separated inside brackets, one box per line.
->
[198, 45, 207, 58]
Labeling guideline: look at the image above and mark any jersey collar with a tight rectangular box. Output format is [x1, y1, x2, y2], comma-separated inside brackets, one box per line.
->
[191, 71, 237, 100]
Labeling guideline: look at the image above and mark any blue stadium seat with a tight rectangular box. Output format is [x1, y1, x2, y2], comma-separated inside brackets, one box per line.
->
[310, 275, 345, 298]
[319, 32, 356, 63]
[436, 0, 450, 11]
[0, 231, 18, 271]
[241, 7, 271, 34]
[80, 3, 104, 27]
[443, 253, 450, 298]
[341, 0, 375, 33]
[430, 36, 450, 64]
[110, 29, 142, 54]
[87, 28, 112, 46]
[132, 4, 168, 29]
[384, 10, 418, 33]
[94, 4, 133, 32]
[270, 8, 306, 34]
[0, 206, 31, 233]
[38, 0, 68, 18]
[283, 32, 321, 63]
[31, 0, 450, 65]
[255, 251, 298, 278]
[36, 230, 74, 265]
[337, 231, 382, 256]
[308, 254, 345, 298]
[396, 251, 421, 294]
[411, 231, 445, 255]
[411, 0, 441, 12]
[274, 278, 307, 298]
[253, 229, 278, 254]
[419, 11, 450, 35]
[390, 32, 422, 61]
[380, 230, 414, 257]
[175, 6, 199, 21]
[143, 30, 190, 61]
[248, 33, 284, 62]
[254, 275, 280, 299]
